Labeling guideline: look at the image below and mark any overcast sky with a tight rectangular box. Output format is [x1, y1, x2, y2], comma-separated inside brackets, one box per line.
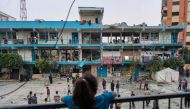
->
[0, 0, 161, 25]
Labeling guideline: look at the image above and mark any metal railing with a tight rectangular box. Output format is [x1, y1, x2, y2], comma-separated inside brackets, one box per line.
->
[1, 92, 190, 109]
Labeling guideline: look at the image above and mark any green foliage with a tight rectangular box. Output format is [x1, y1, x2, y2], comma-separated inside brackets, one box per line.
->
[0, 53, 23, 69]
[145, 56, 163, 75]
[40, 50, 54, 61]
[179, 47, 190, 64]
[35, 59, 57, 73]
[163, 57, 184, 70]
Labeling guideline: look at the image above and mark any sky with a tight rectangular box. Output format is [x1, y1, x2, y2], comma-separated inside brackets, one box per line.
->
[0, 0, 161, 25]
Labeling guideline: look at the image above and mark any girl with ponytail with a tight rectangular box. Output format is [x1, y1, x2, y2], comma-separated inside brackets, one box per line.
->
[62, 73, 116, 109]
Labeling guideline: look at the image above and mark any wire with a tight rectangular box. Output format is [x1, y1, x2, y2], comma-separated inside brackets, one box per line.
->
[54, 0, 76, 47]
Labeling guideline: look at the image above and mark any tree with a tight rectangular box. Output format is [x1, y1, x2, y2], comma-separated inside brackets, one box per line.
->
[35, 59, 57, 73]
[163, 57, 184, 70]
[0, 53, 23, 69]
[145, 56, 163, 76]
[179, 47, 190, 64]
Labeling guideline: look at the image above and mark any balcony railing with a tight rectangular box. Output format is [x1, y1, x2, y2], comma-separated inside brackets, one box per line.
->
[1, 92, 190, 109]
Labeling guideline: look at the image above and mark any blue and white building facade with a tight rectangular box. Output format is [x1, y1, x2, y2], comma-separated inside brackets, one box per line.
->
[0, 7, 184, 78]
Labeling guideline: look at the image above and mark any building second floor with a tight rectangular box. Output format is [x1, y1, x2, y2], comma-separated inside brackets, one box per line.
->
[0, 21, 185, 48]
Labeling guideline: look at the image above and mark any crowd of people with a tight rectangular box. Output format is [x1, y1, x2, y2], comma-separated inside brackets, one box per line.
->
[27, 86, 61, 104]
[25, 72, 190, 109]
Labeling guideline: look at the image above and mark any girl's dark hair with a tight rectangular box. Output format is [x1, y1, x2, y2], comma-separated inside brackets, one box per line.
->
[73, 73, 97, 109]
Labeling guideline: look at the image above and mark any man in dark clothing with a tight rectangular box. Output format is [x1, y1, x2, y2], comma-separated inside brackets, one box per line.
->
[31, 93, 37, 104]
[178, 79, 182, 90]
[116, 80, 120, 95]
[27, 91, 32, 104]
[131, 91, 135, 108]
[110, 80, 115, 92]
[102, 78, 106, 90]
[144, 79, 148, 90]
[46, 87, 50, 102]
[49, 74, 53, 84]
[115, 94, 121, 109]
[185, 79, 188, 91]
[185, 90, 190, 108]
[67, 85, 72, 95]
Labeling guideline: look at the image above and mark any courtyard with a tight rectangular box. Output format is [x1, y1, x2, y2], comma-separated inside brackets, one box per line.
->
[0, 75, 188, 109]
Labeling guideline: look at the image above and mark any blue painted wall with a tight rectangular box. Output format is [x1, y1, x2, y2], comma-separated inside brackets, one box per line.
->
[97, 65, 107, 77]
[171, 33, 178, 43]
[32, 49, 36, 61]
[134, 65, 140, 81]
[72, 32, 79, 44]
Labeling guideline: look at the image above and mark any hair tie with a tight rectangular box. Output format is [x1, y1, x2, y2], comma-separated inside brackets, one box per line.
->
[82, 79, 86, 82]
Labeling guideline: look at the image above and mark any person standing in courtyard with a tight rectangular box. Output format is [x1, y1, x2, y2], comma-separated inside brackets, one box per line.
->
[54, 91, 61, 103]
[144, 88, 151, 107]
[46, 87, 51, 102]
[131, 91, 135, 108]
[185, 79, 188, 91]
[111, 80, 115, 92]
[139, 79, 142, 90]
[67, 74, 70, 83]
[49, 73, 53, 84]
[31, 93, 37, 104]
[62, 73, 116, 109]
[67, 84, 72, 95]
[178, 79, 182, 90]
[144, 79, 148, 90]
[116, 80, 120, 95]
[102, 78, 106, 90]
[27, 91, 32, 104]
[115, 94, 121, 109]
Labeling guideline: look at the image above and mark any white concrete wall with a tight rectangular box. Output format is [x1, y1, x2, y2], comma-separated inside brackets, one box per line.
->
[16, 31, 30, 44]
[18, 49, 32, 61]
[172, 5, 180, 12]
[0, 15, 16, 21]
[172, 16, 179, 22]
[38, 30, 76, 44]
[103, 51, 120, 56]
[81, 15, 102, 24]
[159, 32, 171, 43]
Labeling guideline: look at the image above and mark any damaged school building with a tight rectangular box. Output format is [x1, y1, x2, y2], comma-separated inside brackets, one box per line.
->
[0, 7, 184, 80]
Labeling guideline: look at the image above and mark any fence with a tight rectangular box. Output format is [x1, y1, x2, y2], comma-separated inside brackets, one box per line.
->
[1, 92, 190, 109]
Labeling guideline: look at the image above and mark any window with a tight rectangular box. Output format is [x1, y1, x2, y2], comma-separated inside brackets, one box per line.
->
[0, 32, 6, 39]
[172, 22, 179, 26]
[39, 32, 48, 41]
[173, 1, 180, 5]
[49, 32, 58, 41]
[7, 32, 16, 39]
[142, 33, 149, 41]
[151, 33, 159, 41]
[186, 32, 190, 36]
[172, 12, 179, 16]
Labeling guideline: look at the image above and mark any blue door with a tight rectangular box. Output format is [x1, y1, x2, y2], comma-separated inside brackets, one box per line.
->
[171, 33, 178, 43]
[72, 33, 79, 44]
[97, 65, 107, 77]
[134, 65, 140, 81]
[32, 49, 36, 61]
[171, 49, 176, 57]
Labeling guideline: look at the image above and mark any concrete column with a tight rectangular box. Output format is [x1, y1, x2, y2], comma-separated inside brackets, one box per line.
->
[139, 32, 142, 43]
[149, 32, 151, 41]
[58, 49, 61, 61]
[100, 47, 103, 63]
[79, 48, 82, 61]
[100, 32, 102, 44]
[79, 32, 82, 44]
